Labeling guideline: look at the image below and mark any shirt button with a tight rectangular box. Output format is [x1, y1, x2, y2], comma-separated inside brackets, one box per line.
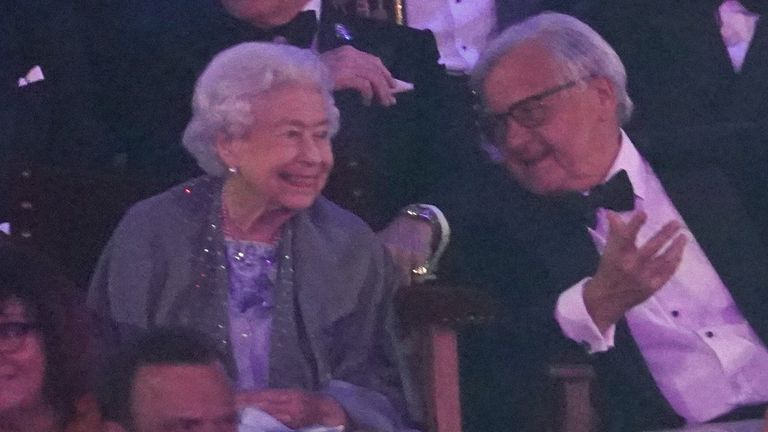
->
[705, 331, 714, 338]
[671, 310, 679, 317]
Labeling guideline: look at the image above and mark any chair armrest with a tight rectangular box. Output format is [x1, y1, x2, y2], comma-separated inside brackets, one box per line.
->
[395, 282, 496, 432]
[395, 281, 496, 329]
[546, 363, 597, 432]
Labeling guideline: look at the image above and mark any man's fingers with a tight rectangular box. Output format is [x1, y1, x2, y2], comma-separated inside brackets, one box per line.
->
[377, 217, 434, 286]
[606, 211, 646, 251]
[389, 252, 420, 287]
[366, 71, 397, 106]
[345, 75, 375, 105]
[322, 46, 396, 106]
[345, 59, 395, 105]
[646, 233, 687, 287]
[401, 253, 431, 287]
[637, 220, 682, 261]
[624, 211, 647, 240]
[369, 55, 395, 87]
[345, 48, 394, 86]
[656, 233, 687, 269]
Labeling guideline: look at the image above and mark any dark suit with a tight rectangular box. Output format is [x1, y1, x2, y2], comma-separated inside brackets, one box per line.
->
[575, 0, 768, 234]
[91, 0, 484, 229]
[578, 0, 768, 133]
[431, 138, 768, 431]
[0, 0, 122, 286]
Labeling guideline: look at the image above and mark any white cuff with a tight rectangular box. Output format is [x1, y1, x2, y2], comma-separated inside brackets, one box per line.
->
[555, 277, 616, 353]
[415, 204, 450, 273]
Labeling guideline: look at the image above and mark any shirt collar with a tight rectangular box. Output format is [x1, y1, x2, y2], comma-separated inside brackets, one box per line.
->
[603, 129, 648, 201]
[303, 0, 322, 21]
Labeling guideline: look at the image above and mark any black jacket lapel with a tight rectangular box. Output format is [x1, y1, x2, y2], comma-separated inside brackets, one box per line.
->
[733, 17, 768, 117]
[650, 4, 736, 105]
[515, 195, 600, 289]
[657, 165, 768, 343]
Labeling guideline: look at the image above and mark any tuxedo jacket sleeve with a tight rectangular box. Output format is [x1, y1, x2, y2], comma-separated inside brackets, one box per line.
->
[316, 5, 488, 229]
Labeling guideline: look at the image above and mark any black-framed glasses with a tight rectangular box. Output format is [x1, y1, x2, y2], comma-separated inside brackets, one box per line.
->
[479, 80, 579, 145]
[0, 322, 39, 352]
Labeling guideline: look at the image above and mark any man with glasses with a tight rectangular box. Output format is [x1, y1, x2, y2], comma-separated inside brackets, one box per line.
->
[386, 12, 768, 432]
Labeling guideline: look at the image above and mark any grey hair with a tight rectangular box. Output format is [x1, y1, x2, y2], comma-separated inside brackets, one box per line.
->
[471, 12, 633, 125]
[182, 42, 340, 176]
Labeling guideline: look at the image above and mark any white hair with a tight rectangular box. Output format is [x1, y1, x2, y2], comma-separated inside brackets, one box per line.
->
[182, 42, 340, 176]
[471, 12, 633, 125]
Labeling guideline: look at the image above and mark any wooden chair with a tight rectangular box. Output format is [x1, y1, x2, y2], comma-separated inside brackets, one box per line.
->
[546, 363, 597, 432]
[330, 0, 405, 24]
[396, 281, 496, 432]
[396, 282, 598, 432]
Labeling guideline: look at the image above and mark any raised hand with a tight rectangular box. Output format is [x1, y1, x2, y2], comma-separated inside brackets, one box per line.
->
[584, 211, 687, 333]
[320, 45, 397, 106]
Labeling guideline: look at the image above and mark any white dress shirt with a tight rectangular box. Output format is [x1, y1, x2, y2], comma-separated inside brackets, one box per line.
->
[305, 0, 321, 19]
[405, 0, 495, 73]
[555, 131, 768, 424]
[719, 0, 760, 72]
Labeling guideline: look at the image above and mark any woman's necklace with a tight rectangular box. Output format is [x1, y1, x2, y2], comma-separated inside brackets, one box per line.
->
[220, 193, 282, 244]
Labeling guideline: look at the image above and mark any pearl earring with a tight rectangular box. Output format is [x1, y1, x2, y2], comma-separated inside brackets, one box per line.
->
[228, 166, 238, 174]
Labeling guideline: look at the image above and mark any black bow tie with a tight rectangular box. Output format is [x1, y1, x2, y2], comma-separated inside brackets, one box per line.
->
[259, 10, 317, 49]
[573, 170, 635, 228]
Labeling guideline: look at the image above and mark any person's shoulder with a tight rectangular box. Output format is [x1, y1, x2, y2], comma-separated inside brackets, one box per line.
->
[324, 12, 436, 50]
[120, 176, 218, 227]
[305, 196, 375, 236]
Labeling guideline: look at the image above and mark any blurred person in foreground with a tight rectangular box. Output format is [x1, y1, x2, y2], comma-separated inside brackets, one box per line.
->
[88, 42, 417, 432]
[98, 328, 237, 432]
[0, 239, 99, 432]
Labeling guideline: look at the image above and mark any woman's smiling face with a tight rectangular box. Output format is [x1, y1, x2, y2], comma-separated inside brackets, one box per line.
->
[0, 298, 46, 417]
[217, 84, 334, 212]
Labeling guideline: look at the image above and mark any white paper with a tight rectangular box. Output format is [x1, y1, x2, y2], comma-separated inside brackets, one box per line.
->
[238, 407, 344, 432]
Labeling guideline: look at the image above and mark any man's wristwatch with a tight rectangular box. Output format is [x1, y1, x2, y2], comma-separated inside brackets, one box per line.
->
[399, 204, 451, 281]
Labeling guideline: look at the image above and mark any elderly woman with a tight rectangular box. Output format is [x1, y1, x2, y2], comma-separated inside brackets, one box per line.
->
[88, 43, 417, 432]
[0, 240, 98, 432]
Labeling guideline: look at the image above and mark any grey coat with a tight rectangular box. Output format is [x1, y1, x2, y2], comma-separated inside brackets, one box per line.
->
[88, 176, 419, 431]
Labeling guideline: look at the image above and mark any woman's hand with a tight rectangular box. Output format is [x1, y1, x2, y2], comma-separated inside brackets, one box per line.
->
[237, 388, 350, 429]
